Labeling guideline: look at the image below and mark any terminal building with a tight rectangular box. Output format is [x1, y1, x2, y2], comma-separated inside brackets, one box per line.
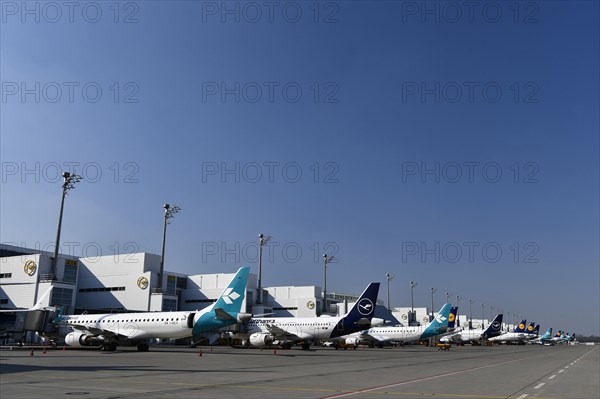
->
[3, 243, 497, 342]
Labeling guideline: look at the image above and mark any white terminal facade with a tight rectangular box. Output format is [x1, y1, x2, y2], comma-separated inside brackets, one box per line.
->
[0, 244, 357, 320]
[2, 243, 506, 333]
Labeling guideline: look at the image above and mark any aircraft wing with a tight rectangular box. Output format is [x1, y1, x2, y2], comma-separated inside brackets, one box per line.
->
[264, 324, 310, 340]
[0, 287, 55, 313]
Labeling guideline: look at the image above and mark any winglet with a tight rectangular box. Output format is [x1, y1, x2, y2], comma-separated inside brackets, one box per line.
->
[32, 286, 54, 310]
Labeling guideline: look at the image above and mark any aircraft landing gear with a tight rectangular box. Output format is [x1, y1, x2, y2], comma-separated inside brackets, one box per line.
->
[301, 343, 311, 350]
[282, 343, 293, 350]
[137, 343, 149, 352]
[102, 342, 117, 351]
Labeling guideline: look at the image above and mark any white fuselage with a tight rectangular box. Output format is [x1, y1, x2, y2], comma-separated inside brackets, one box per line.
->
[350, 326, 426, 343]
[440, 328, 486, 343]
[488, 332, 531, 342]
[247, 316, 342, 343]
[61, 311, 196, 341]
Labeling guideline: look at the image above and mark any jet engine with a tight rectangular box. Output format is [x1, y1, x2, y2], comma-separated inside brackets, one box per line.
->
[64, 332, 102, 348]
[345, 337, 360, 347]
[249, 333, 274, 347]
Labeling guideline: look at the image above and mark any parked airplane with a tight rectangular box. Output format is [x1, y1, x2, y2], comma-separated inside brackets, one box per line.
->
[564, 333, 576, 344]
[552, 331, 576, 344]
[439, 313, 504, 344]
[55, 267, 250, 351]
[530, 328, 553, 345]
[488, 320, 532, 344]
[341, 303, 453, 348]
[0, 287, 54, 313]
[551, 330, 565, 344]
[241, 282, 380, 350]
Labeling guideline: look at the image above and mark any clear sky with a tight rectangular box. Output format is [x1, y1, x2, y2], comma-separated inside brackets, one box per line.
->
[1, 1, 598, 335]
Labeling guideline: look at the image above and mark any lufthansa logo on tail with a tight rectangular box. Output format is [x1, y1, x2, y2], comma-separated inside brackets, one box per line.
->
[448, 313, 455, 322]
[357, 298, 374, 316]
[492, 321, 501, 329]
[528, 325, 534, 331]
[519, 323, 525, 330]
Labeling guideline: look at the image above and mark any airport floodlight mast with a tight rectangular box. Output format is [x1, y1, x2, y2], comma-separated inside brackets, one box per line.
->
[430, 288, 437, 321]
[51, 172, 83, 279]
[256, 233, 271, 304]
[469, 299, 473, 329]
[386, 273, 395, 311]
[456, 295, 461, 327]
[410, 281, 418, 312]
[481, 303, 485, 329]
[157, 203, 181, 290]
[322, 254, 336, 312]
[445, 292, 451, 303]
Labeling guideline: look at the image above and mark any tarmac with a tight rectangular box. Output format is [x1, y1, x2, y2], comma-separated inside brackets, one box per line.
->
[0, 344, 598, 399]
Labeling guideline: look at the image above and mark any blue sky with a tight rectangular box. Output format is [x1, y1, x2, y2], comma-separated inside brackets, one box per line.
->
[1, 1, 598, 334]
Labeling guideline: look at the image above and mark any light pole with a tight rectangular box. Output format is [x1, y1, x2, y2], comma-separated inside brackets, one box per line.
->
[456, 295, 461, 327]
[51, 172, 82, 279]
[386, 273, 395, 311]
[481, 303, 485, 329]
[322, 254, 336, 312]
[430, 288, 437, 321]
[469, 299, 473, 329]
[257, 233, 271, 304]
[158, 203, 181, 290]
[410, 281, 418, 326]
[446, 292, 451, 303]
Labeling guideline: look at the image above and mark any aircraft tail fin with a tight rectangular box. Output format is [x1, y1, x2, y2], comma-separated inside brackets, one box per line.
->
[447, 306, 458, 329]
[422, 303, 452, 337]
[210, 267, 250, 314]
[514, 320, 527, 333]
[483, 314, 503, 338]
[330, 282, 380, 338]
[525, 322, 535, 334]
[192, 267, 250, 337]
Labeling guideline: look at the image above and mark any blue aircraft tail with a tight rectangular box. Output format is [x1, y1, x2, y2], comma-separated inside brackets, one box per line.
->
[514, 320, 527, 333]
[447, 306, 458, 329]
[483, 314, 503, 338]
[530, 324, 540, 335]
[330, 282, 380, 338]
[540, 328, 552, 340]
[192, 267, 250, 336]
[422, 303, 452, 338]
[525, 322, 535, 334]
[211, 267, 250, 313]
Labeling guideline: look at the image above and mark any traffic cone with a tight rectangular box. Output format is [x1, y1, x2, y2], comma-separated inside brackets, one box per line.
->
[63, 345, 66, 351]
[273, 348, 277, 355]
[198, 350, 202, 357]
[42, 347, 46, 355]
[29, 348, 34, 356]
[210, 346, 212, 352]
